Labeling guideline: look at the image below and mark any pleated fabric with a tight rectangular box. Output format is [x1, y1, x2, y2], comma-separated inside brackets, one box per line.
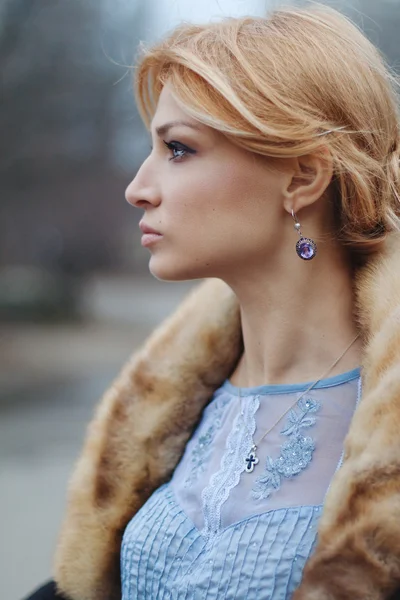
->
[121, 483, 321, 599]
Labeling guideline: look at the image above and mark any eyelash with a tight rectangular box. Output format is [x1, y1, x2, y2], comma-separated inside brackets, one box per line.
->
[150, 140, 196, 162]
[164, 140, 195, 161]
[149, 140, 194, 162]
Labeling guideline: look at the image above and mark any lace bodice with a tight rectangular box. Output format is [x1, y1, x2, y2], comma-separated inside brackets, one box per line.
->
[171, 368, 361, 539]
[121, 367, 361, 600]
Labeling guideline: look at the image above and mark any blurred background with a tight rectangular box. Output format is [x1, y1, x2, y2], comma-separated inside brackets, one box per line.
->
[0, 0, 399, 598]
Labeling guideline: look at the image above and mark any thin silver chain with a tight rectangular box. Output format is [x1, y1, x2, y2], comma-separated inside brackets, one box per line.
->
[238, 332, 360, 449]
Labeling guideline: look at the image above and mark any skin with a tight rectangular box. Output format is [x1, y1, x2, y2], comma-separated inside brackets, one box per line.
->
[126, 84, 362, 386]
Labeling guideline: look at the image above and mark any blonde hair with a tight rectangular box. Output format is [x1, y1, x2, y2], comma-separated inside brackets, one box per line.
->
[135, 3, 400, 257]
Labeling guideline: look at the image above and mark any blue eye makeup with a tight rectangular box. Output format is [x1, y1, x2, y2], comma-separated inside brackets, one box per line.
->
[163, 140, 196, 161]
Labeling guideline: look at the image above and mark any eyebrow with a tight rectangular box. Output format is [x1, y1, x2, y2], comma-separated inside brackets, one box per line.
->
[153, 120, 202, 137]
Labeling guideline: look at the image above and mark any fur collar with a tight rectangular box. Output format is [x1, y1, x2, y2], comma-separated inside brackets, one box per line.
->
[54, 233, 400, 600]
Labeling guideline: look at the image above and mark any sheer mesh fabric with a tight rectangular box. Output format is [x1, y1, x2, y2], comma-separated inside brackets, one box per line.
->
[170, 369, 361, 537]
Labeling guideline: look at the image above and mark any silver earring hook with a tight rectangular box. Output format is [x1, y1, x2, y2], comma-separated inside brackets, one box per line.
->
[291, 209, 299, 223]
[291, 209, 302, 234]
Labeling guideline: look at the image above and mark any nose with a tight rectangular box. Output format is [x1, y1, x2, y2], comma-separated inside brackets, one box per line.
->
[125, 157, 161, 209]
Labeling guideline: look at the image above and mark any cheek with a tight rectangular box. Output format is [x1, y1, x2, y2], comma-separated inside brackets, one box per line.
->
[161, 167, 217, 227]
[162, 157, 282, 254]
[166, 160, 245, 220]
[191, 159, 279, 235]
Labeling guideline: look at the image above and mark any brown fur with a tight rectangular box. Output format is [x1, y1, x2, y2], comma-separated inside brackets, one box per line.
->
[54, 235, 400, 600]
[292, 234, 400, 599]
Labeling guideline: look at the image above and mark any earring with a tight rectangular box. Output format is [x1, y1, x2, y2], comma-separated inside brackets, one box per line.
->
[291, 209, 317, 260]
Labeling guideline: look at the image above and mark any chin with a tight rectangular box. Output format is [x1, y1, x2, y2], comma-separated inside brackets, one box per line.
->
[148, 256, 210, 282]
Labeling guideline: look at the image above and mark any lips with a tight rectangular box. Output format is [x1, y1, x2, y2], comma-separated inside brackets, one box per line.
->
[139, 221, 163, 248]
[139, 221, 162, 235]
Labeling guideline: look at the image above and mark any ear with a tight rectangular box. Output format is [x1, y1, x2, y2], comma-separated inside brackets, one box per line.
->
[282, 147, 333, 215]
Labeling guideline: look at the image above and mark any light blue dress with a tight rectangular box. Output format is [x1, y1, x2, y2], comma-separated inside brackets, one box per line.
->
[121, 367, 361, 599]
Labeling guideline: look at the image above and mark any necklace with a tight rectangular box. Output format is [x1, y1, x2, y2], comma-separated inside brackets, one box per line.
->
[241, 333, 361, 473]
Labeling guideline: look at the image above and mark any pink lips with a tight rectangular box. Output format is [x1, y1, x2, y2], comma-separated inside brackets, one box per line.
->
[139, 221, 163, 247]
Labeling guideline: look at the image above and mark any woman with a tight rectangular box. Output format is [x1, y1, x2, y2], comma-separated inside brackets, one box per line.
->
[25, 3, 400, 600]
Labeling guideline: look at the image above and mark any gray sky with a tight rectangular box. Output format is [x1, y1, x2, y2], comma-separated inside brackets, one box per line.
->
[149, 0, 271, 40]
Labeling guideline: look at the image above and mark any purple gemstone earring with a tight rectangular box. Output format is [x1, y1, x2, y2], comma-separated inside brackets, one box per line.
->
[291, 209, 317, 260]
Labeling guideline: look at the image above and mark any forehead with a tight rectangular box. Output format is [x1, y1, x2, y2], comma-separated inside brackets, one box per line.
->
[150, 85, 199, 130]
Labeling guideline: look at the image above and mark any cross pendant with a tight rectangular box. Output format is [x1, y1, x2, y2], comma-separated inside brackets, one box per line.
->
[244, 446, 259, 473]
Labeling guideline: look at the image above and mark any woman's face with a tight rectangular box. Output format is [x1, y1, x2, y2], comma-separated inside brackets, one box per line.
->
[126, 84, 293, 282]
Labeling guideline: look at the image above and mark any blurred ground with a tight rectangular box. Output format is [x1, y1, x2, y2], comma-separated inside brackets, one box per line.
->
[0, 275, 194, 600]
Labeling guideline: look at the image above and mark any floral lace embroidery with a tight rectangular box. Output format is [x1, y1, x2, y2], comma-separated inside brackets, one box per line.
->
[183, 394, 231, 489]
[201, 394, 260, 542]
[252, 396, 321, 501]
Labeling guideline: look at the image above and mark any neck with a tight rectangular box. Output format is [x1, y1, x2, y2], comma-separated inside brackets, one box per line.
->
[225, 244, 362, 388]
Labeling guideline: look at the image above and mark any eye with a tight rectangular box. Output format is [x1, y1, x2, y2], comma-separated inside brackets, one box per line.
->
[163, 140, 195, 161]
